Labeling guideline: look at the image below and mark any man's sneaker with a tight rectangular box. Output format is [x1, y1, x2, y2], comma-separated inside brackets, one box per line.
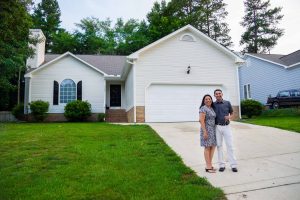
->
[219, 167, 225, 172]
[232, 168, 238, 172]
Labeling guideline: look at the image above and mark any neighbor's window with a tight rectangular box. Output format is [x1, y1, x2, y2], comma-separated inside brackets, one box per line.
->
[60, 79, 76, 103]
[243, 84, 251, 99]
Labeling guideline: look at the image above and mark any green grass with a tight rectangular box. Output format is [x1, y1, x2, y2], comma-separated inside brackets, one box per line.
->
[0, 123, 225, 200]
[240, 108, 300, 133]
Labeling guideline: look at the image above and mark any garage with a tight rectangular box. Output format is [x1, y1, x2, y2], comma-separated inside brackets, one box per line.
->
[145, 84, 225, 122]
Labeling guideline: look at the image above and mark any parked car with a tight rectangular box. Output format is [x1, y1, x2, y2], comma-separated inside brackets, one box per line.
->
[267, 89, 300, 109]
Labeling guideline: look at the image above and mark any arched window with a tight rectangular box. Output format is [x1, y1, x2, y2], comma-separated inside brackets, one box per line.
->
[60, 79, 76, 103]
[180, 34, 196, 42]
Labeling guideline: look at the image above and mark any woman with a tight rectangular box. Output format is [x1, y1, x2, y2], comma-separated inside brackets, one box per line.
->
[199, 94, 217, 173]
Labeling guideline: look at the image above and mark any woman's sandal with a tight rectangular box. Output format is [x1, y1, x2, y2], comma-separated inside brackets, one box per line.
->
[205, 168, 216, 173]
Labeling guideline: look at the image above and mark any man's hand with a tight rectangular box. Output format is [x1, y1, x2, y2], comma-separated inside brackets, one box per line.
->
[224, 115, 231, 121]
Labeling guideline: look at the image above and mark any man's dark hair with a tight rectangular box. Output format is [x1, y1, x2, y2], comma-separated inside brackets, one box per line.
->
[214, 89, 222, 94]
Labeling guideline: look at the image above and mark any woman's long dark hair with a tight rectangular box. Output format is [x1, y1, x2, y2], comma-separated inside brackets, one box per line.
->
[200, 94, 214, 108]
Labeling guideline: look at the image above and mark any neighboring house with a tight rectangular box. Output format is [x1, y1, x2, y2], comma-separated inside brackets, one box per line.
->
[239, 51, 300, 104]
[24, 25, 244, 122]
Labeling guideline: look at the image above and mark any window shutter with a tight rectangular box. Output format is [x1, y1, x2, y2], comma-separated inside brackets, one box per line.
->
[77, 81, 82, 100]
[53, 81, 59, 105]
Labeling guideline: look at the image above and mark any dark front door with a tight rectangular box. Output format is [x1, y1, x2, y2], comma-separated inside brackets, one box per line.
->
[110, 85, 121, 107]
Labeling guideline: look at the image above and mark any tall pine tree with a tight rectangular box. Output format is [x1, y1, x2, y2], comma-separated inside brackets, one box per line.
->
[240, 0, 284, 53]
[32, 0, 61, 52]
[0, 0, 34, 110]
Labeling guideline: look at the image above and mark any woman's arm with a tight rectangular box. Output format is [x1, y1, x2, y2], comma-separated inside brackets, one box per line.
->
[199, 112, 208, 140]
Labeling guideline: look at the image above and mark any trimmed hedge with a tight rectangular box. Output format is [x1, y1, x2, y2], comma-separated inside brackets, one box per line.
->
[241, 99, 263, 118]
[64, 100, 91, 121]
[12, 103, 24, 120]
[97, 113, 106, 122]
[29, 100, 49, 121]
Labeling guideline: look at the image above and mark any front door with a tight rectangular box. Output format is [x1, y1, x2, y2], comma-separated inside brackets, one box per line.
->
[110, 85, 121, 107]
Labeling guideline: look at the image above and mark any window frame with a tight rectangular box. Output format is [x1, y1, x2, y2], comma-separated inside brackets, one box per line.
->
[243, 84, 251, 99]
[59, 79, 77, 104]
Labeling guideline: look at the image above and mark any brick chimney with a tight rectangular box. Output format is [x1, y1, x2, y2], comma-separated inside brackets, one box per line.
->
[26, 29, 46, 69]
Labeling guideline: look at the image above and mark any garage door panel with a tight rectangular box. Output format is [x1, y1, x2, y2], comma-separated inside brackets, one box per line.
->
[145, 84, 224, 122]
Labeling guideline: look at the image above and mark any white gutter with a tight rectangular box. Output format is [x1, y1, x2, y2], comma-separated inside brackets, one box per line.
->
[236, 65, 242, 119]
[133, 61, 136, 123]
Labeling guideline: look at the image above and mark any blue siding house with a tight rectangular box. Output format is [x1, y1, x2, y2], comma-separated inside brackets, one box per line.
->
[239, 50, 300, 104]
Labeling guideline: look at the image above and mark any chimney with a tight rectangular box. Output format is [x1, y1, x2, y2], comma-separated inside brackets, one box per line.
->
[26, 29, 46, 69]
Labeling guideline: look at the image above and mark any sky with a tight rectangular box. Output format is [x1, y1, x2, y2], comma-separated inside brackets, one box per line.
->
[34, 0, 300, 55]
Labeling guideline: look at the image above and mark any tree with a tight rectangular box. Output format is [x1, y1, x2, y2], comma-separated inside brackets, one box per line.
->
[74, 17, 110, 54]
[114, 19, 150, 55]
[200, 0, 232, 47]
[32, 0, 61, 52]
[51, 29, 79, 54]
[147, 0, 181, 43]
[240, 0, 284, 53]
[147, 0, 232, 47]
[0, 0, 34, 110]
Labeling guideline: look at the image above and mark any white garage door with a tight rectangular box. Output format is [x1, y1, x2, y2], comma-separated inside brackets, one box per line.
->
[145, 84, 224, 122]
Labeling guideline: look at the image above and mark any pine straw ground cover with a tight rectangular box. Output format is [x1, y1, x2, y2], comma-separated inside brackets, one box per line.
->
[0, 123, 225, 200]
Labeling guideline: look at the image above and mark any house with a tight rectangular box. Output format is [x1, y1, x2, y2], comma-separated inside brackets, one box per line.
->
[239, 51, 300, 104]
[24, 25, 244, 122]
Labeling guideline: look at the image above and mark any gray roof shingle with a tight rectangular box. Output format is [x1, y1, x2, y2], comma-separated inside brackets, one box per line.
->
[44, 54, 127, 75]
[279, 50, 300, 66]
[247, 49, 300, 67]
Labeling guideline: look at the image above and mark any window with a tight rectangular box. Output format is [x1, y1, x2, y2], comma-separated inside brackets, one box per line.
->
[279, 91, 290, 97]
[290, 90, 300, 97]
[180, 34, 195, 42]
[244, 84, 251, 99]
[60, 79, 76, 103]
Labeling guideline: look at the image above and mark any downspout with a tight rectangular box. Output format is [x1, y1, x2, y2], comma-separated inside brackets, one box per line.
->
[126, 59, 136, 123]
[24, 76, 31, 114]
[236, 62, 243, 119]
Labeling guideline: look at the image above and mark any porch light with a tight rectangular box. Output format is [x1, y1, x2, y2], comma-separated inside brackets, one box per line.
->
[187, 65, 191, 74]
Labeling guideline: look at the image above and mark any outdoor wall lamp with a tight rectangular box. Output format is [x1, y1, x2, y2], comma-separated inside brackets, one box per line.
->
[187, 65, 191, 74]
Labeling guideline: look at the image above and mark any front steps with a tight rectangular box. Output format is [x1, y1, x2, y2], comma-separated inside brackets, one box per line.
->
[106, 109, 127, 122]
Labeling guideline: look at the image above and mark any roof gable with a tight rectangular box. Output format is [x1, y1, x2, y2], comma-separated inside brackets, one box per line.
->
[128, 24, 244, 64]
[25, 52, 126, 77]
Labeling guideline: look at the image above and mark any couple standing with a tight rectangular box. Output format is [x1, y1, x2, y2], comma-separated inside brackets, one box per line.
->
[199, 89, 238, 173]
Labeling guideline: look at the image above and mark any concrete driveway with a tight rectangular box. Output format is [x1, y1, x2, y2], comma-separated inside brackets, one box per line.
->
[149, 121, 300, 200]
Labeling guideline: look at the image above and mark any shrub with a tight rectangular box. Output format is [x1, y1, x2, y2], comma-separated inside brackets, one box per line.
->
[241, 99, 263, 118]
[29, 100, 49, 121]
[12, 103, 24, 120]
[64, 100, 91, 121]
[97, 113, 106, 122]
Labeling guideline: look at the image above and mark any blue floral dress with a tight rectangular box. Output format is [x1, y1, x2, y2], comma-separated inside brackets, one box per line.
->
[199, 105, 217, 147]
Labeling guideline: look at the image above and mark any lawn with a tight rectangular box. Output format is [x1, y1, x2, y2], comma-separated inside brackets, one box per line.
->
[0, 123, 225, 200]
[240, 108, 300, 133]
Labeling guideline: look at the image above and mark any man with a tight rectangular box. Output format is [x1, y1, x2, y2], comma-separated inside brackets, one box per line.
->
[214, 89, 238, 172]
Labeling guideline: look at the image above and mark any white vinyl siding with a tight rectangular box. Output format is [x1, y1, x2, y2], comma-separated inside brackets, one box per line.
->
[125, 66, 134, 111]
[30, 55, 105, 113]
[135, 30, 239, 107]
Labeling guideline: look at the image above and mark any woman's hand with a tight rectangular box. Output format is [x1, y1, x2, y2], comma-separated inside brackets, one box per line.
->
[203, 131, 208, 140]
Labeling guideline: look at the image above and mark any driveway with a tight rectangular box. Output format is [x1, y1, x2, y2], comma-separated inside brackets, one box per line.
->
[149, 121, 300, 200]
